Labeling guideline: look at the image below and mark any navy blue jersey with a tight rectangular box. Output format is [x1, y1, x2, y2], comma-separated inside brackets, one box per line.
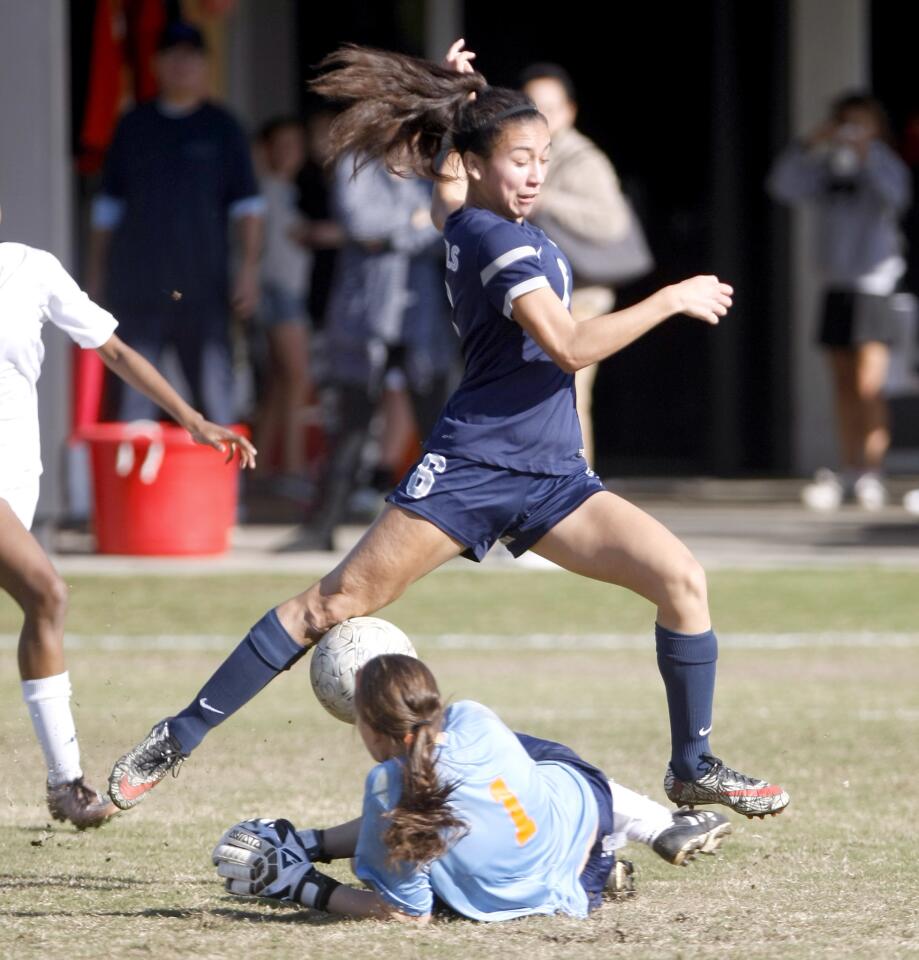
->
[426, 207, 584, 475]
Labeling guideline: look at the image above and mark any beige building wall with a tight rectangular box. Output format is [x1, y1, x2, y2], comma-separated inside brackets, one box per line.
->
[0, 0, 73, 528]
[789, 0, 869, 473]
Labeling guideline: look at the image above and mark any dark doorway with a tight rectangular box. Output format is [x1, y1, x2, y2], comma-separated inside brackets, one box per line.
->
[298, 0, 792, 476]
[465, 0, 791, 476]
[871, 0, 919, 455]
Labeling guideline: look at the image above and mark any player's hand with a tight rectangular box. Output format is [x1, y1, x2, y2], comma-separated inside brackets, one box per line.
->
[667, 275, 733, 326]
[213, 818, 341, 909]
[213, 818, 311, 899]
[188, 418, 257, 468]
[442, 38, 476, 74]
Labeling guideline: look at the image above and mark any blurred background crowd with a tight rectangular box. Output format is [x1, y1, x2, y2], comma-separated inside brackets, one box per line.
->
[5, 0, 919, 549]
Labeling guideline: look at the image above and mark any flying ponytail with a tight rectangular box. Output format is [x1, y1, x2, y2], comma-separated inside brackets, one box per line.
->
[310, 44, 542, 179]
[355, 655, 468, 866]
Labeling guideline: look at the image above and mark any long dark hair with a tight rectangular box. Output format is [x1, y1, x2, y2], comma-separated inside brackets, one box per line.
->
[309, 44, 542, 179]
[355, 654, 467, 866]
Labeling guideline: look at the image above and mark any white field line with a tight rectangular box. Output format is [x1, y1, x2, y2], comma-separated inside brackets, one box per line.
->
[0, 632, 918, 652]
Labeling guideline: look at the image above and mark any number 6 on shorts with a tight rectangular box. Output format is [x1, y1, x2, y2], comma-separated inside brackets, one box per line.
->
[406, 453, 447, 499]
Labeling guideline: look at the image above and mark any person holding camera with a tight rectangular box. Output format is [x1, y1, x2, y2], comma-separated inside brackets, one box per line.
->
[768, 92, 911, 511]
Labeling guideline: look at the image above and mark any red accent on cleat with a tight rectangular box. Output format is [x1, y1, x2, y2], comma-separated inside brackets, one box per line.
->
[116, 776, 157, 804]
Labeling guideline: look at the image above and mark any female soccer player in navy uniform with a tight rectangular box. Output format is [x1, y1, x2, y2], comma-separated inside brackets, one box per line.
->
[110, 41, 789, 820]
[211, 655, 732, 921]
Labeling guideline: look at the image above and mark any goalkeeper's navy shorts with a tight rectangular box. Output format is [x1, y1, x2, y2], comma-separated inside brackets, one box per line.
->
[515, 732, 615, 912]
[387, 453, 604, 562]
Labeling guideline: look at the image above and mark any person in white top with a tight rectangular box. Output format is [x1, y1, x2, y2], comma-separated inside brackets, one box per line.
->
[253, 117, 312, 488]
[768, 93, 912, 511]
[0, 207, 256, 829]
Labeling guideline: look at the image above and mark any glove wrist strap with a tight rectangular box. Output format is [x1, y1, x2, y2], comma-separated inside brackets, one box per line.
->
[298, 827, 332, 864]
[294, 868, 341, 912]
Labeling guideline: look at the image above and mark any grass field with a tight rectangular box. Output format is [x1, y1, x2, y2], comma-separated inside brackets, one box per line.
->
[1, 568, 918, 959]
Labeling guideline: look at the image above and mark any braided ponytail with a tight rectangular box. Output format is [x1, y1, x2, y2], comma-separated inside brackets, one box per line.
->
[310, 44, 542, 180]
[355, 655, 467, 866]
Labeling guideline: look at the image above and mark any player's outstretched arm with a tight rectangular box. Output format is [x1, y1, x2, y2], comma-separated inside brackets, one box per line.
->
[325, 885, 431, 923]
[212, 818, 429, 922]
[298, 817, 362, 861]
[95, 333, 256, 467]
[512, 276, 733, 372]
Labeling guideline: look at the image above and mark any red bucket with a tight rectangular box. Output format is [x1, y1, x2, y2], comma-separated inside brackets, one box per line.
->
[79, 421, 244, 556]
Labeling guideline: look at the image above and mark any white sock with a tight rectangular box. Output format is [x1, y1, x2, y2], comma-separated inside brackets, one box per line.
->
[608, 779, 674, 849]
[21, 671, 83, 786]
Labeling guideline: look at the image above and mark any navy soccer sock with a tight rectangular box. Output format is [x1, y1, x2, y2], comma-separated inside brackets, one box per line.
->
[655, 624, 718, 780]
[168, 609, 306, 754]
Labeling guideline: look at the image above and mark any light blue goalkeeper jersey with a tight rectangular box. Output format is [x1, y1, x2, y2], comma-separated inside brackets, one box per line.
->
[353, 700, 597, 921]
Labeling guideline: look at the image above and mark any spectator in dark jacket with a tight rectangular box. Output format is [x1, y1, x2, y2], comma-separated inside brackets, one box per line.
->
[88, 20, 264, 424]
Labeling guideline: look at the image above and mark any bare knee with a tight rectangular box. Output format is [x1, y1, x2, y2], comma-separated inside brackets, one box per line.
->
[660, 553, 709, 623]
[303, 590, 358, 639]
[281, 575, 402, 645]
[19, 567, 68, 627]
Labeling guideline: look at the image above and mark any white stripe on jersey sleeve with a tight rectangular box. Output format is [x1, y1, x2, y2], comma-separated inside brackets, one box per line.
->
[444, 279, 454, 307]
[480, 245, 539, 286]
[503, 275, 550, 319]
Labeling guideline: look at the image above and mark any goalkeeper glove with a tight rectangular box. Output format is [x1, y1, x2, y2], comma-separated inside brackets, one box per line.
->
[212, 818, 341, 911]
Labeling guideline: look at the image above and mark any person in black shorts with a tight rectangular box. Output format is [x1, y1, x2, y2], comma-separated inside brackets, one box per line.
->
[769, 92, 912, 511]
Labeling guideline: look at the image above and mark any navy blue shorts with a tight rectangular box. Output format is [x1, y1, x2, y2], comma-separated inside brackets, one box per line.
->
[387, 454, 604, 562]
[515, 733, 615, 912]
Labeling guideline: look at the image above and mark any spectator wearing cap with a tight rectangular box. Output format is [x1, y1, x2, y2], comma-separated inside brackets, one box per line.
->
[88, 20, 264, 424]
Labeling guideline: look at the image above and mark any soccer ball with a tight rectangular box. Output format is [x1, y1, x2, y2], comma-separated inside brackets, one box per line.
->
[309, 617, 418, 724]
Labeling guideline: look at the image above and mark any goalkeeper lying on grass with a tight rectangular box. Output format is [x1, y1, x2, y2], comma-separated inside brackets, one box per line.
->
[212, 655, 731, 922]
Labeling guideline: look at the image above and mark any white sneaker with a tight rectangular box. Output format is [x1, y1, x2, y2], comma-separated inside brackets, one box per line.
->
[903, 489, 919, 516]
[801, 468, 843, 512]
[853, 473, 887, 511]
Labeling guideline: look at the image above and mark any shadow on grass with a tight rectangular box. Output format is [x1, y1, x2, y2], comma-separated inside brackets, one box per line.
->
[5, 908, 198, 919]
[211, 905, 339, 926]
[3, 905, 338, 924]
[0, 873, 154, 890]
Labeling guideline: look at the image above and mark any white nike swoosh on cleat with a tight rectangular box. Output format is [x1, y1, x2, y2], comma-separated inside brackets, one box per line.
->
[698, 725, 712, 736]
[199, 698, 225, 715]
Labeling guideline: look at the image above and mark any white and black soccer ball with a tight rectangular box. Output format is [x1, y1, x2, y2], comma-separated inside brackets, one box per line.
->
[309, 617, 418, 724]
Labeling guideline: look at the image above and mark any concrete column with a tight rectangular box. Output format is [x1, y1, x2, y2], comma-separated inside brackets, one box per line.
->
[789, 0, 868, 473]
[424, 0, 462, 61]
[0, 0, 73, 525]
[225, 0, 298, 128]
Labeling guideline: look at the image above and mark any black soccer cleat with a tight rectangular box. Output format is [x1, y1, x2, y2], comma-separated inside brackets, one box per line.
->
[664, 754, 790, 819]
[47, 776, 119, 830]
[108, 721, 187, 810]
[651, 807, 732, 866]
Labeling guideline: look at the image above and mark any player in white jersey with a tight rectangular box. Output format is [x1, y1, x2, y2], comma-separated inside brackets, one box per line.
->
[0, 210, 255, 828]
[212, 655, 732, 922]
